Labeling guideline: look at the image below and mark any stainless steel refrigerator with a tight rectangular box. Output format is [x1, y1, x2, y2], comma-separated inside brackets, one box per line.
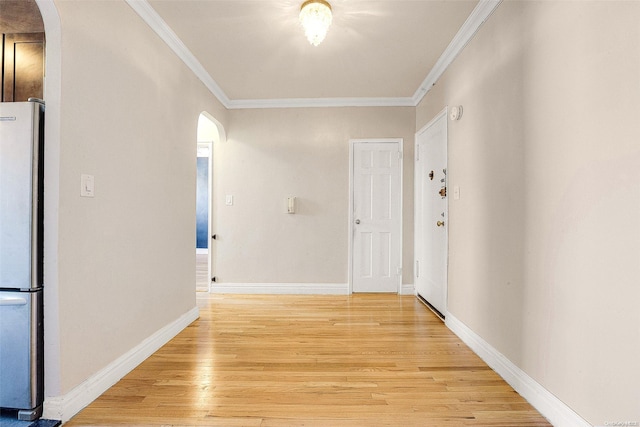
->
[0, 100, 45, 421]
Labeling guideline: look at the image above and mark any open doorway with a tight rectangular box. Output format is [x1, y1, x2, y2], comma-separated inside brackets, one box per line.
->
[0, 0, 45, 102]
[195, 142, 210, 292]
[196, 112, 224, 292]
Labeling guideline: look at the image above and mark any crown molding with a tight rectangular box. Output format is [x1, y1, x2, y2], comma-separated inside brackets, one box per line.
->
[124, 0, 231, 108]
[228, 97, 415, 109]
[127, 0, 502, 110]
[411, 0, 502, 106]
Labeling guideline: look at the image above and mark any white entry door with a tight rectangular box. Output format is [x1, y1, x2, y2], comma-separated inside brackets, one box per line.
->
[415, 111, 448, 316]
[350, 140, 402, 293]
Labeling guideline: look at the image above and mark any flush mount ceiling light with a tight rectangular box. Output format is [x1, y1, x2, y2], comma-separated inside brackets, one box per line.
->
[299, 0, 332, 46]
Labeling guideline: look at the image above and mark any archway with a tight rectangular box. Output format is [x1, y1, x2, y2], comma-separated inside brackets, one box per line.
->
[196, 112, 225, 292]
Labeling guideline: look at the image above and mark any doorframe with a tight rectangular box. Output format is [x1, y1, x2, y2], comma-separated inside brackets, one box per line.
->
[196, 142, 213, 292]
[197, 111, 226, 293]
[414, 107, 448, 315]
[348, 138, 404, 294]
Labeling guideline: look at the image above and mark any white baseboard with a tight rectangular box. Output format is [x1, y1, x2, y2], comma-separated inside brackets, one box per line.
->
[400, 283, 415, 295]
[42, 307, 199, 423]
[445, 313, 591, 427]
[211, 283, 416, 295]
[210, 283, 350, 295]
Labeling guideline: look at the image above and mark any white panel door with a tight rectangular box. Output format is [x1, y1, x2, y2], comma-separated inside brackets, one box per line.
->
[352, 141, 402, 293]
[415, 112, 447, 316]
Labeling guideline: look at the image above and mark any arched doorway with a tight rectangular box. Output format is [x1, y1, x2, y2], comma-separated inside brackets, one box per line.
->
[196, 112, 225, 292]
[0, 1, 45, 102]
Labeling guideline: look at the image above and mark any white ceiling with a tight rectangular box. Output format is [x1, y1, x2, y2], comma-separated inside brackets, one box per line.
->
[136, 0, 498, 108]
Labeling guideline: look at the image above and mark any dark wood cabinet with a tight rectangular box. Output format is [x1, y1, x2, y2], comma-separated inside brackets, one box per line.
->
[2, 32, 45, 102]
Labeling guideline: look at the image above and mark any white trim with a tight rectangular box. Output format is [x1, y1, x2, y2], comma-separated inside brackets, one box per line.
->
[411, 0, 502, 105]
[126, 0, 501, 110]
[124, 0, 231, 108]
[207, 140, 214, 293]
[445, 313, 591, 427]
[228, 97, 415, 109]
[400, 283, 415, 295]
[42, 307, 199, 422]
[348, 138, 404, 294]
[198, 111, 226, 293]
[416, 107, 449, 137]
[348, 142, 355, 293]
[210, 283, 349, 295]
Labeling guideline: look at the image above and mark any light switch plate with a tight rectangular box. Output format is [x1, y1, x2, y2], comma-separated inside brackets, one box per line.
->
[81, 174, 94, 197]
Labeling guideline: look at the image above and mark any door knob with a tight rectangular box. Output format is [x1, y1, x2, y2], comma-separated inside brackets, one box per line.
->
[355, 219, 361, 225]
[436, 221, 445, 227]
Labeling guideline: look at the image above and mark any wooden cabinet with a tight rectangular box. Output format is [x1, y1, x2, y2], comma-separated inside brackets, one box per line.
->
[2, 32, 45, 102]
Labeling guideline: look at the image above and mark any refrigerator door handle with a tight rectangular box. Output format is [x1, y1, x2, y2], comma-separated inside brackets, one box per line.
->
[0, 296, 28, 306]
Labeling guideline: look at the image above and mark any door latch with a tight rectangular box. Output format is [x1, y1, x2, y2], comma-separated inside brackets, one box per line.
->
[439, 187, 447, 198]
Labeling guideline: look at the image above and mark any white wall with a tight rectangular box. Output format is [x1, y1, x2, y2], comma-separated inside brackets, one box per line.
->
[416, 1, 640, 424]
[214, 107, 415, 288]
[46, 0, 227, 396]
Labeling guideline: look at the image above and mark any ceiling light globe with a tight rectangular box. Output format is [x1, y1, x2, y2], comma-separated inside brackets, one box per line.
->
[299, 0, 332, 46]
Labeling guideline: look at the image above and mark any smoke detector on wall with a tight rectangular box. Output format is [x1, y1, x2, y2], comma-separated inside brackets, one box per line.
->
[450, 106, 463, 121]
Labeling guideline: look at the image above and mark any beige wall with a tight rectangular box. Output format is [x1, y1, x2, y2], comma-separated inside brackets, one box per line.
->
[214, 107, 415, 286]
[417, 1, 640, 424]
[41, 0, 639, 423]
[46, 0, 413, 398]
[50, 0, 227, 393]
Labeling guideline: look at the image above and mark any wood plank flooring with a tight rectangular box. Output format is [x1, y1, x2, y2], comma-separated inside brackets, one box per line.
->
[196, 253, 208, 292]
[65, 294, 551, 426]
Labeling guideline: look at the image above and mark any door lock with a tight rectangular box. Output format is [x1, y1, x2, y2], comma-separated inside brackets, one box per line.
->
[436, 221, 445, 227]
[439, 187, 447, 198]
[355, 219, 361, 225]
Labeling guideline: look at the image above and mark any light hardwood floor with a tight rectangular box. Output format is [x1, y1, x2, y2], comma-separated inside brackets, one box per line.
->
[65, 294, 551, 426]
[196, 253, 208, 292]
